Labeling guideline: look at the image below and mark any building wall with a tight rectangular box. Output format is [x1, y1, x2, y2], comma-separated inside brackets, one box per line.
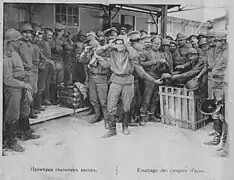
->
[32, 4, 54, 28]
[3, 4, 28, 31]
[212, 19, 226, 31]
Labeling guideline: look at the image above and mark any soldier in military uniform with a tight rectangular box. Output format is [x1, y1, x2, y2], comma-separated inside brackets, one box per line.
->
[40, 27, 55, 106]
[173, 33, 190, 70]
[164, 48, 208, 93]
[50, 22, 66, 104]
[80, 39, 110, 128]
[71, 30, 86, 84]
[3, 29, 40, 152]
[96, 36, 164, 137]
[187, 34, 199, 50]
[203, 31, 228, 157]
[19, 23, 39, 119]
[161, 38, 174, 72]
[63, 30, 74, 86]
[32, 26, 51, 112]
[139, 36, 170, 124]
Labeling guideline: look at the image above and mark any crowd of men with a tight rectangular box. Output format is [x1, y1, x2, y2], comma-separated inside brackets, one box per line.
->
[3, 22, 228, 158]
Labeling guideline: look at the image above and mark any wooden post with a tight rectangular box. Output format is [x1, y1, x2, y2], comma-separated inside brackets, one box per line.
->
[161, 5, 168, 38]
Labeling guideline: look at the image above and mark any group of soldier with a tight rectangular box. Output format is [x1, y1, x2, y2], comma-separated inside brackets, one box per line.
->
[3, 21, 228, 157]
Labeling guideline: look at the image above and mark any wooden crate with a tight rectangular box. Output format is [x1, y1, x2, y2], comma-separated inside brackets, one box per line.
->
[159, 86, 209, 131]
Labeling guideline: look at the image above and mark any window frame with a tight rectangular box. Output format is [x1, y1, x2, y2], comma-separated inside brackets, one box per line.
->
[55, 4, 79, 27]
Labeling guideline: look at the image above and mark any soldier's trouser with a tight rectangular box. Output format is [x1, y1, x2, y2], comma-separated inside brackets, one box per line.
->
[3, 86, 31, 140]
[43, 63, 53, 102]
[31, 71, 38, 110]
[89, 75, 108, 119]
[131, 79, 142, 117]
[72, 61, 86, 84]
[51, 61, 64, 103]
[35, 68, 46, 109]
[63, 55, 72, 86]
[140, 80, 159, 115]
[107, 83, 134, 118]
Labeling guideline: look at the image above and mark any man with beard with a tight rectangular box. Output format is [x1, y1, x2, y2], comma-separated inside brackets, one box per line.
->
[80, 39, 110, 128]
[139, 36, 170, 124]
[203, 31, 228, 158]
[3, 29, 39, 152]
[40, 28, 55, 106]
[19, 23, 40, 119]
[96, 36, 163, 137]
[71, 30, 86, 84]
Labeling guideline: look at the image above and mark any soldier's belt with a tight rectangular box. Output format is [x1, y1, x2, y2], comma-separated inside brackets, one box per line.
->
[115, 73, 132, 77]
[90, 72, 108, 76]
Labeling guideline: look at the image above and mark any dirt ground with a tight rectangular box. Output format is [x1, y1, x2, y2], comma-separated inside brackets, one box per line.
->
[1, 112, 228, 180]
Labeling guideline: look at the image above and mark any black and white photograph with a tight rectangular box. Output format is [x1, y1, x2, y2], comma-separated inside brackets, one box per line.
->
[1, 0, 232, 179]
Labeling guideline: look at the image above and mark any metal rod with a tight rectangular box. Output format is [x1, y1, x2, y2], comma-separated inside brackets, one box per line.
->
[112, 6, 121, 20]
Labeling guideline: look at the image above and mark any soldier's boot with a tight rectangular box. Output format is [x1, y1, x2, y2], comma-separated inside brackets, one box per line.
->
[122, 112, 131, 135]
[139, 114, 147, 126]
[19, 116, 37, 139]
[102, 116, 117, 138]
[102, 107, 109, 129]
[29, 109, 38, 119]
[7, 123, 25, 152]
[33, 109, 41, 114]
[216, 141, 228, 157]
[208, 118, 218, 136]
[89, 105, 102, 124]
[43, 99, 52, 106]
[216, 123, 228, 151]
[148, 112, 161, 123]
[21, 129, 40, 141]
[203, 132, 221, 146]
[34, 92, 46, 111]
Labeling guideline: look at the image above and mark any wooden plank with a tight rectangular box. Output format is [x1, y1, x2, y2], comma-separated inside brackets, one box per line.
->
[159, 87, 165, 123]
[158, 93, 193, 99]
[29, 106, 90, 125]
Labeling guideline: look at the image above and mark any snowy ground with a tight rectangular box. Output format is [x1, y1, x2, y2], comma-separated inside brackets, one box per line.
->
[1, 112, 227, 180]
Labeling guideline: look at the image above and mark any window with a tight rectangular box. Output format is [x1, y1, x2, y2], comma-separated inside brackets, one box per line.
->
[120, 15, 135, 30]
[55, 4, 79, 26]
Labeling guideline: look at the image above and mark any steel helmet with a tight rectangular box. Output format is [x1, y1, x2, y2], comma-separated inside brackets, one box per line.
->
[20, 23, 33, 33]
[4, 29, 22, 42]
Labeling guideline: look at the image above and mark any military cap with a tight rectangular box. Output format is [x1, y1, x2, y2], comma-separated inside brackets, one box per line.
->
[198, 37, 208, 46]
[205, 29, 215, 37]
[139, 35, 150, 41]
[170, 40, 177, 45]
[140, 29, 148, 34]
[127, 31, 141, 41]
[4, 29, 22, 42]
[112, 35, 124, 44]
[78, 30, 86, 37]
[20, 23, 33, 33]
[151, 35, 162, 42]
[162, 38, 171, 46]
[33, 26, 44, 34]
[54, 22, 65, 30]
[96, 30, 105, 37]
[187, 34, 197, 41]
[89, 39, 99, 46]
[175, 33, 187, 41]
[120, 27, 127, 32]
[165, 35, 173, 41]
